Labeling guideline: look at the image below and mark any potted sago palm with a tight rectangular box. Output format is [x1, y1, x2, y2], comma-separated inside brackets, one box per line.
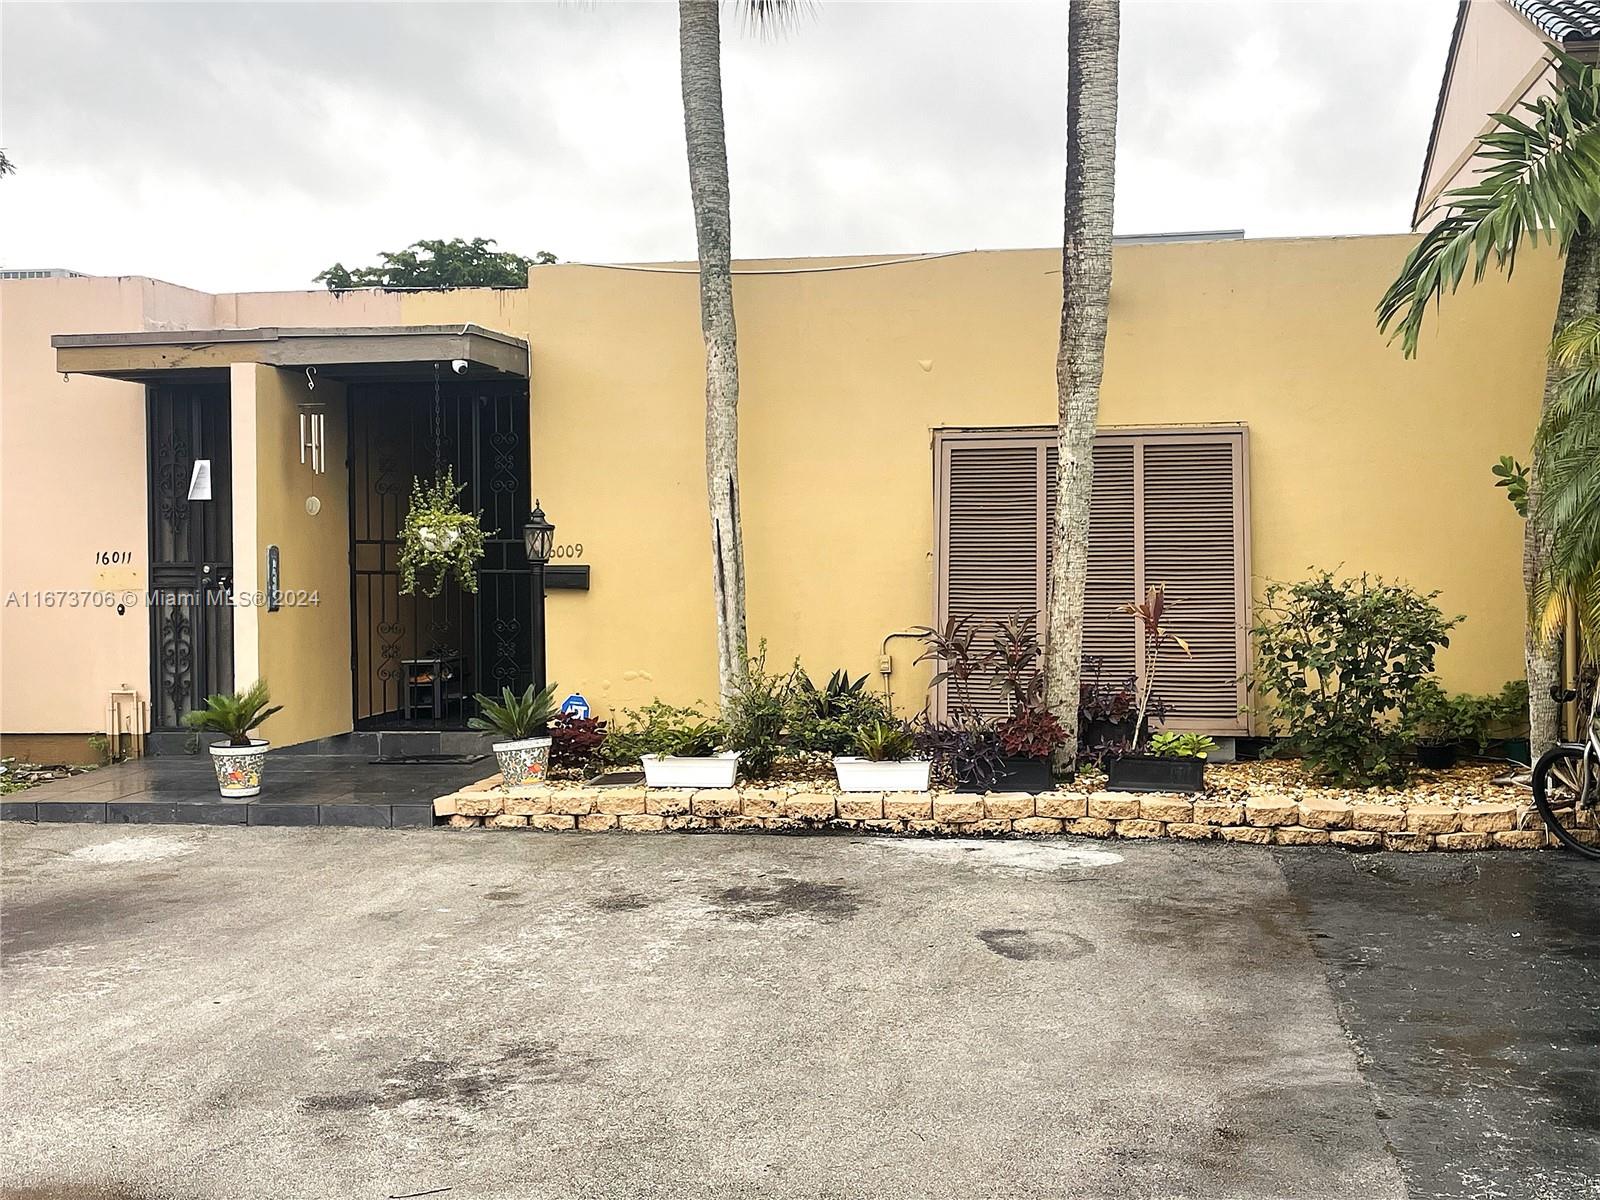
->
[184, 679, 283, 798]
[468, 682, 560, 786]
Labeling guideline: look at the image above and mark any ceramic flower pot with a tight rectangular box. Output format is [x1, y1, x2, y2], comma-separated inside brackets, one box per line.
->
[640, 752, 740, 788]
[833, 757, 932, 793]
[209, 739, 269, 798]
[494, 736, 553, 787]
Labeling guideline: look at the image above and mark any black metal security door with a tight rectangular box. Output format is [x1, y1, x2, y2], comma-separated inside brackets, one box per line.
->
[147, 383, 234, 729]
[349, 380, 531, 727]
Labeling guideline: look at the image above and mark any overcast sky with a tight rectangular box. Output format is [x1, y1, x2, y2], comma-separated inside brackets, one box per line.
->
[0, 1, 1457, 294]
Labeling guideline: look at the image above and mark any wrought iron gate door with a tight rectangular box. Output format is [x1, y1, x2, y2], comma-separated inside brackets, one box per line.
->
[350, 381, 531, 727]
[147, 384, 234, 729]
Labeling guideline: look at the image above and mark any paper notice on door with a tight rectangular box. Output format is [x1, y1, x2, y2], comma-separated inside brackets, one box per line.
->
[188, 459, 212, 501]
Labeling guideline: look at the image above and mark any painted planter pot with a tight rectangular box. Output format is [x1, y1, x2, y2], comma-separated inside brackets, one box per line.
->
[640, 752, 740, 789]
[209, 740, 269, 798]
[1105, 754, 1206, 794]
[494, 736, 553, 787]
[833, 757, 932, 793]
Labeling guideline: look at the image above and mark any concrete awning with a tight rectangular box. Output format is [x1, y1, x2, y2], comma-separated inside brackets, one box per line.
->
[52, 324, 528, 383]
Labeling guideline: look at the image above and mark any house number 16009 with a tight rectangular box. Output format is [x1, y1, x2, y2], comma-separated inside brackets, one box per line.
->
[551, 544, 584, 560]
[95, 550, 133, 565]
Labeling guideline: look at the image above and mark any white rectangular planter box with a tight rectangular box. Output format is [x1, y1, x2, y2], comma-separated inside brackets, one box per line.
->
[641, 752, 740, 789]
[833, 757, 932, 793]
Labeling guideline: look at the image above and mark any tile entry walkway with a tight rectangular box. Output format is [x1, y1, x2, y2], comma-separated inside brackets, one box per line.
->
[1, 752, 489, 829]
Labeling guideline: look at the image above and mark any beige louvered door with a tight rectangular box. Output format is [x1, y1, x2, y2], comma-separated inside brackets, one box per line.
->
[937, 435, 1046, 720]
[1137, 436, 1248, 733]
[935, 426, 1249, 735]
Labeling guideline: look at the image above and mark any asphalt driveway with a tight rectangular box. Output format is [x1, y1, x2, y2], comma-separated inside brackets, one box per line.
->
[2, 824, 1595, 1199]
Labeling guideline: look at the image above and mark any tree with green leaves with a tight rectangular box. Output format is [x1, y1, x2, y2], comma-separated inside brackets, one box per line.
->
[314, 237, 554, 290]
[1378, 52, 1600, 757]
[678, 0, 793, 712]
[1044, 0, 1121, 760]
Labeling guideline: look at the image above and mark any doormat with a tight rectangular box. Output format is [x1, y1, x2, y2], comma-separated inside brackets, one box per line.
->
[370, 753, 487, 766]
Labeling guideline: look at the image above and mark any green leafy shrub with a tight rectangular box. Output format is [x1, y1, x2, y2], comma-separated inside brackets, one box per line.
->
[1251, 571, 1462, 786]
[725, 645, 794, 780]
[600, 701, 724, 764]
[183, 679, 283, 747]
[1401, 677, 1529, 753]
[1148, 731, 1218, 759]
[467, 683, 559, 741]
[787, 667, 889, 754]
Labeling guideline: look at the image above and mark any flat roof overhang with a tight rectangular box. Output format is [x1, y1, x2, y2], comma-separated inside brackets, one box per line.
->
[51, 324, 529, 384]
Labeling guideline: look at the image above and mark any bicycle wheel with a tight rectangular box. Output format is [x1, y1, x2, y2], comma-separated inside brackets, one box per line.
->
[1531, 744, 1600, 859]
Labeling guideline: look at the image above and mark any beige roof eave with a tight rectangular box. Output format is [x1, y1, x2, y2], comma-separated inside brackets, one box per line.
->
[51, 323, 529, 383]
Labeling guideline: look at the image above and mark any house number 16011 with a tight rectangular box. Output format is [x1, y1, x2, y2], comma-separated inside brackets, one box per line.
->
[95, 550, 133, 565]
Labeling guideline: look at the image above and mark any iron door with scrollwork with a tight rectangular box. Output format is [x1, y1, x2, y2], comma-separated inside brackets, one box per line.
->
[350, 380, 531, 727]
[147, 384, 234, 729]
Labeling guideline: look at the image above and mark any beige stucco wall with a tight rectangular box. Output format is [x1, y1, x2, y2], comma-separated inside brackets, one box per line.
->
[229, 363, 352, 748]
[1416, 0, 1552, 225]
[488, 238, 1557, 724]
[0, 276, 212, 735]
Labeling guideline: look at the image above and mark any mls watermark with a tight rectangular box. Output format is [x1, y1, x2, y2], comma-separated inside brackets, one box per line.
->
[4, 590, 321, 609]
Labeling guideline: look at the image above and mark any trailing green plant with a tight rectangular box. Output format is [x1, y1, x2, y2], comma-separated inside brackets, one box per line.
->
[1147, 731, 1218, 760]
[1251, 571, 1462, 787]
[182, 678, 283, 747]
[600, 701, 724, 764]
[399, 467, 488, 597]
[1492, 455, 1529, 517]
[724, 643, 793, 780]
[853, 719, 918, 762]
[468, 683, 560, 741]
[549, 713, 607, 774]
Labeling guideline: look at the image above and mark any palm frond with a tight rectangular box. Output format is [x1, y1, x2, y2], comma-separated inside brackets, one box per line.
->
[1378, 54, 1600, 357]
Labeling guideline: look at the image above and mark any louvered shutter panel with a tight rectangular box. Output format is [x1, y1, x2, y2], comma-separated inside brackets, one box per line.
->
[1139, 437, 1246, 731]
[936, 427, 1249, 735]
[940, 438, 1044, 719]
[1048, 441, 1139, 691]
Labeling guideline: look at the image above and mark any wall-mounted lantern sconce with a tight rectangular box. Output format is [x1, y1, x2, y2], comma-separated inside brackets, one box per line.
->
[299, 403, 327, 474]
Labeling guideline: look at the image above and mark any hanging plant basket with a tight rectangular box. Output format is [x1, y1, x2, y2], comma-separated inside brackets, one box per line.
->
[399, 467, 487, 597]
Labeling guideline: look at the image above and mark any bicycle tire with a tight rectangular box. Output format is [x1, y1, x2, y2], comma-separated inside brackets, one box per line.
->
[1531, 744, 1600, 859]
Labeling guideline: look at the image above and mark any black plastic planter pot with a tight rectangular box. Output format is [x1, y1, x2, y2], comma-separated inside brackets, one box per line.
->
[1414, 742, 1459, 770]
[1105, 754, 1206, 794]
[956, 755, 1057, 794]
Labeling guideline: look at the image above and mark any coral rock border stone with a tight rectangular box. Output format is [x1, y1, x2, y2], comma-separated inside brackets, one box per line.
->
[431, 779, 1547, 852]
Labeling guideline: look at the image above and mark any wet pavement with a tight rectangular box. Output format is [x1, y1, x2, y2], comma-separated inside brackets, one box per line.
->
[1, 822, 1595, 1198]
[1277, 849, 1600, 1200]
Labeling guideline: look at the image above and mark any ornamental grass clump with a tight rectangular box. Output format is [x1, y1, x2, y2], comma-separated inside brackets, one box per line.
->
[1251, 570, 1462, 787]
[399, 468, 487, 597]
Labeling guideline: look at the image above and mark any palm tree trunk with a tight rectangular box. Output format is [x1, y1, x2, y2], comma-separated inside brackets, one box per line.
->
[1527, 225, 1600, 756]
[1045, 0, 1120, 759]
[679, 0, 749, 712]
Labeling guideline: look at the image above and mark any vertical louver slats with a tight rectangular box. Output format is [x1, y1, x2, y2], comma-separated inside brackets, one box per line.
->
[936, 427, 1249, 736]
[1139, 439, 1246, 730]
[942, 441, 1044, 719]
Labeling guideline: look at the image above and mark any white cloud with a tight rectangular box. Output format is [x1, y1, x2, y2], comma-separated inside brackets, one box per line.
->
[0, 0, 1458, 292]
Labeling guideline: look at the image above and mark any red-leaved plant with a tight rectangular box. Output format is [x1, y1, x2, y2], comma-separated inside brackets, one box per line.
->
[1116, 585, 1190, 751]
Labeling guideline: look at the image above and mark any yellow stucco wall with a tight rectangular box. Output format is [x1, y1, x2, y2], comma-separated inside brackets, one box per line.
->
[407, 238, 1559, 724]
[229, 364, 353, 748]
[0, 235, 1563, 738]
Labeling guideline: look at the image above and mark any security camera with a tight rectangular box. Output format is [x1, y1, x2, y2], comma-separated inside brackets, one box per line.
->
[450, 359, 469, 375]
